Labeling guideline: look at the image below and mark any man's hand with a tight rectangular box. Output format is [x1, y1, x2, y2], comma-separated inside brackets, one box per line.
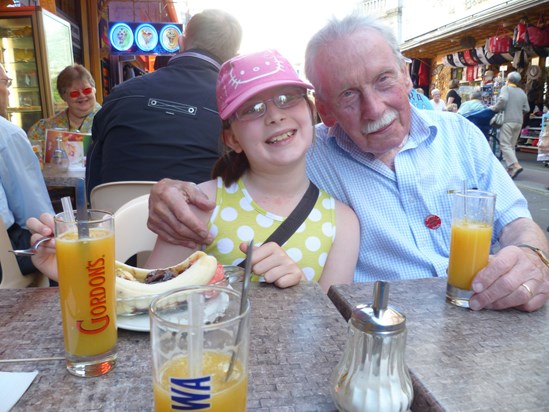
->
[469, 245, 549, 312]
[242, 241, 305, 289]
[26, 214, 58, 281]
[147, 179, 215, 248]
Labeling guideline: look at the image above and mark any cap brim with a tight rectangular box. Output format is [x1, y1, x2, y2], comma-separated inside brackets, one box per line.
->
[220, 79, 313, 120]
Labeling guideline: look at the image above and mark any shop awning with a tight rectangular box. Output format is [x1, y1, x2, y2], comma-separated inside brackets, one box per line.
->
[401, 0, 549, 59]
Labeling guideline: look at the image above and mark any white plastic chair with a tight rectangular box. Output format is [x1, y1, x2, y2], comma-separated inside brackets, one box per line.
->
[0, 219, 49, 288]
[113, 194, 157, 264]
[90, 181, 156, 214]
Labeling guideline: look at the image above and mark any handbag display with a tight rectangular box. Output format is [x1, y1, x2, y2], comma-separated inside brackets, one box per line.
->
[490, 111, 504, 129]
[488, 30, 513, 53]
[527, 16, 549, 47]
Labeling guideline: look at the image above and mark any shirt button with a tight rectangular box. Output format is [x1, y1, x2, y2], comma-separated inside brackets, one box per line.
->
[425, 214, 441, 230]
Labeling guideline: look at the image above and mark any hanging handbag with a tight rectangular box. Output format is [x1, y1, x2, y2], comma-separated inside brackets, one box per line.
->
[527, 16, 549, 47]
[490, 111, 504, 129]
[488, 28, 512, 53]
[237, 181, 319, 268]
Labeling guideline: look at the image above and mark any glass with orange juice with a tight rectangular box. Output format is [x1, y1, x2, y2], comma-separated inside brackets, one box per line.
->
[446, 190, 496, 307]
[150, 285, 250, 411]
[54, 210, 117, 377]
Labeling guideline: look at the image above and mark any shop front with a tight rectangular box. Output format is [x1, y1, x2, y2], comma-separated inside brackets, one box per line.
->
[401, 0, 549, 152]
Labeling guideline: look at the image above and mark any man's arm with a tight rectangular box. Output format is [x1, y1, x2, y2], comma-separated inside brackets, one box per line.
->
[470, 218, 549, 312]
[147, 179, 215, 248]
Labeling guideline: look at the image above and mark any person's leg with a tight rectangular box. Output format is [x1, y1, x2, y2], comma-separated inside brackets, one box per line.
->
[498, 123, 516, 168]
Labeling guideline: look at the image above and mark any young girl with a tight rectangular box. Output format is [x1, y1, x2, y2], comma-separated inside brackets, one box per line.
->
[147, 49, 359, 292]
[28, 50, 359, 293]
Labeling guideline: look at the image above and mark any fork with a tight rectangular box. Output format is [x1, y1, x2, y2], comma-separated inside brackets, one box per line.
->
[9, 236, 53, 256]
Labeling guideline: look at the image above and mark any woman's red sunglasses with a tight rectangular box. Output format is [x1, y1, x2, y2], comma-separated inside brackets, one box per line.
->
[68, 87, 93, 98]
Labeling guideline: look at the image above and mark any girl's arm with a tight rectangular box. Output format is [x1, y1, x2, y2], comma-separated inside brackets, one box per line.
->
[318, 200, 360, 293]
[145, 180, 217, 268]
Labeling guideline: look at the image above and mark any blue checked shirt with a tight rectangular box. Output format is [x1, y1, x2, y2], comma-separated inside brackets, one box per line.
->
[306, 105, 531, 282]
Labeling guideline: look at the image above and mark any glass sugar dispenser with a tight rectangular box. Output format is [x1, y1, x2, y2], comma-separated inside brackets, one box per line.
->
[330, 281, 413, 412]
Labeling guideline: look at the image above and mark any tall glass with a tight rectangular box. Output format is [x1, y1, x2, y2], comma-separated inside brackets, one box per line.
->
[150, 285, 250, 411]
[446, 190, 496, 308]
[54, 210, 117, 377]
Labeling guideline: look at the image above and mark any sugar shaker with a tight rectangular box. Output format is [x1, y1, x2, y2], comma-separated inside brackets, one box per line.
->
[330, 281, 413, 412]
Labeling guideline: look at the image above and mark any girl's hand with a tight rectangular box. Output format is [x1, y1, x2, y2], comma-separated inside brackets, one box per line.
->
[240, 241, 305, 289]
[27, 214, 58, 281]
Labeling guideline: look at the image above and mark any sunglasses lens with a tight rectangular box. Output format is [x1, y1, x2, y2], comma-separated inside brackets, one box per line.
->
[69, 87, 93, 98]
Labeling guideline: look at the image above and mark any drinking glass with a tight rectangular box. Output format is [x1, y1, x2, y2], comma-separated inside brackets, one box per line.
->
[446, 190, 496, 308]
[150, 285, 250, 411]
[54, 210, 117, 377]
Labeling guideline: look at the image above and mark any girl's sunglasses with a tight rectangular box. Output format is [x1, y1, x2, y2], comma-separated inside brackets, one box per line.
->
[68, 87, 93, 98]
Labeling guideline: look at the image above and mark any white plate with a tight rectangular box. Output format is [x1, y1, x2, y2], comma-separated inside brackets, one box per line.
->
[116, 290, 230, 333]
[117, 314, 150, 332]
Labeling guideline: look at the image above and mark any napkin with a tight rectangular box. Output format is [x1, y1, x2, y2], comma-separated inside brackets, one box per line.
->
[0, 370, 38, 412]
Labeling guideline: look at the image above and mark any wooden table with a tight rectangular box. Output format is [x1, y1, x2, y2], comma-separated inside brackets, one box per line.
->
[328, 278, 549, 412]
[0, 283, 348, 411]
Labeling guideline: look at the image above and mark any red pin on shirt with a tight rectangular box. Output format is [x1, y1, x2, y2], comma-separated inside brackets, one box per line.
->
[425, 214, 441, 230]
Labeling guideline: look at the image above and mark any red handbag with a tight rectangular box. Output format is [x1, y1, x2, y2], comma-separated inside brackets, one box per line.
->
[527, 16, 549, 47]
[488, 28, 512, 53]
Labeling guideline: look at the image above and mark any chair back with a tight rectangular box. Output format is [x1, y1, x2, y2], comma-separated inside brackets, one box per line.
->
[113, 194, 157, 263]
[90, 181, 156, 214]
[0, 219, 49, 288]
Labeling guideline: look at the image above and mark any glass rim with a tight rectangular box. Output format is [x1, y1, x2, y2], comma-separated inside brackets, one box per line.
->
[453, 189, 496, 199]
[54, 208, 113, 225]
[149, 285, 250, 331]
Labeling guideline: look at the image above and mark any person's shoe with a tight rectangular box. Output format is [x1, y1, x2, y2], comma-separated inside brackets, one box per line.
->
[509, 166, 523, 179]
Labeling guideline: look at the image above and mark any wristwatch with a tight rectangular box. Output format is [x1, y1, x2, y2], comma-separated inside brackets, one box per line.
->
[517, 244, 549, 268]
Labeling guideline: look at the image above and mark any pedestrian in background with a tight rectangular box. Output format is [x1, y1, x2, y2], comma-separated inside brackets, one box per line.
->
[446, 79, 462, 108]
[430, 88, 446, 111]
[458, 90, 485, 116]
[490, 71, 530, 179]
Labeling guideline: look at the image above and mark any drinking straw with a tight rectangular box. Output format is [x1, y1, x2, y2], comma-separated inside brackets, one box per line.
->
[75, 178, 89, 237]
[188, 292, 204, 377]
[60, 196, 75, 223]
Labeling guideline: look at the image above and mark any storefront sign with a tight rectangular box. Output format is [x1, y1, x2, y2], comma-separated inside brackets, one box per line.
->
[109, 22, 182, 55]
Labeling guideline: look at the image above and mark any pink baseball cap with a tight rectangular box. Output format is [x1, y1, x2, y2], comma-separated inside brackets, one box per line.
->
[216, 49, 313, 120]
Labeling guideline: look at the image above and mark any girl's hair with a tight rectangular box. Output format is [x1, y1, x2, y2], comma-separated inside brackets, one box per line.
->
[212, 95, 316, 186]
[57, 64, 95, 96]
[449, 79, 460, 89]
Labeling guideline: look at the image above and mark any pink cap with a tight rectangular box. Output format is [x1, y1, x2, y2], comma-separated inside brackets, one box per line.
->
[216, 49, 312, 120]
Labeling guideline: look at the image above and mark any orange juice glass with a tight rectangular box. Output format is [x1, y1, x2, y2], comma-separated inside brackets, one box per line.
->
[54, 210, 117, 377]
[446, 190, 496, 308]
[150, 286, 250, 411]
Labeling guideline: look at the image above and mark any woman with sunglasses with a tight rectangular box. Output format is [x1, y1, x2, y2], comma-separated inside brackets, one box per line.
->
[27, 64, 100, 143]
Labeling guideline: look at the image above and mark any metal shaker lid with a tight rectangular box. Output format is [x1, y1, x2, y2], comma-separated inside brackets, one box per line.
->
[350, 281, 406, 334]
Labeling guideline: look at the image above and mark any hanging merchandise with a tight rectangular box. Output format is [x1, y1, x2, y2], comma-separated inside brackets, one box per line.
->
[513, 17, 530, 48]
[466, 66, 475, 82]
[512, 49, 529, 69]
[442, 54, 457, 67]
[463, 49, 476, 66]
[488, 29, 513, 53]
[476, 46, 491, 65]
[452, 52, 466, 67]
[469, 48, 483, 64]
[526, 16, 549, 47]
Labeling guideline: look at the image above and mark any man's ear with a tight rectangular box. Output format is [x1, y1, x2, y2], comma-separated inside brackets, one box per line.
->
[402, 65, 413, 94]
[222, 127, 243, 153]
[178, 35, 185, 51]
[315, 94, 337, 127]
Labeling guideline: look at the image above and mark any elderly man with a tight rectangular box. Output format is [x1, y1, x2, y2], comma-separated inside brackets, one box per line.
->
[146, 15, 548, 312]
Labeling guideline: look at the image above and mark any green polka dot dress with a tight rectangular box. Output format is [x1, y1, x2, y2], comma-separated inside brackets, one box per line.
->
[204, 177, 337, 282]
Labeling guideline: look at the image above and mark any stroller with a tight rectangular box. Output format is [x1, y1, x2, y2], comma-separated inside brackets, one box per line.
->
[462, 108, 501, 159]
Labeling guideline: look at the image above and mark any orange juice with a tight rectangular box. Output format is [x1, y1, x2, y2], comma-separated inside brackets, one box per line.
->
[447, 221, 492, 290]
[57, 228, 116, 357]
[154, 351, 247, 411]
